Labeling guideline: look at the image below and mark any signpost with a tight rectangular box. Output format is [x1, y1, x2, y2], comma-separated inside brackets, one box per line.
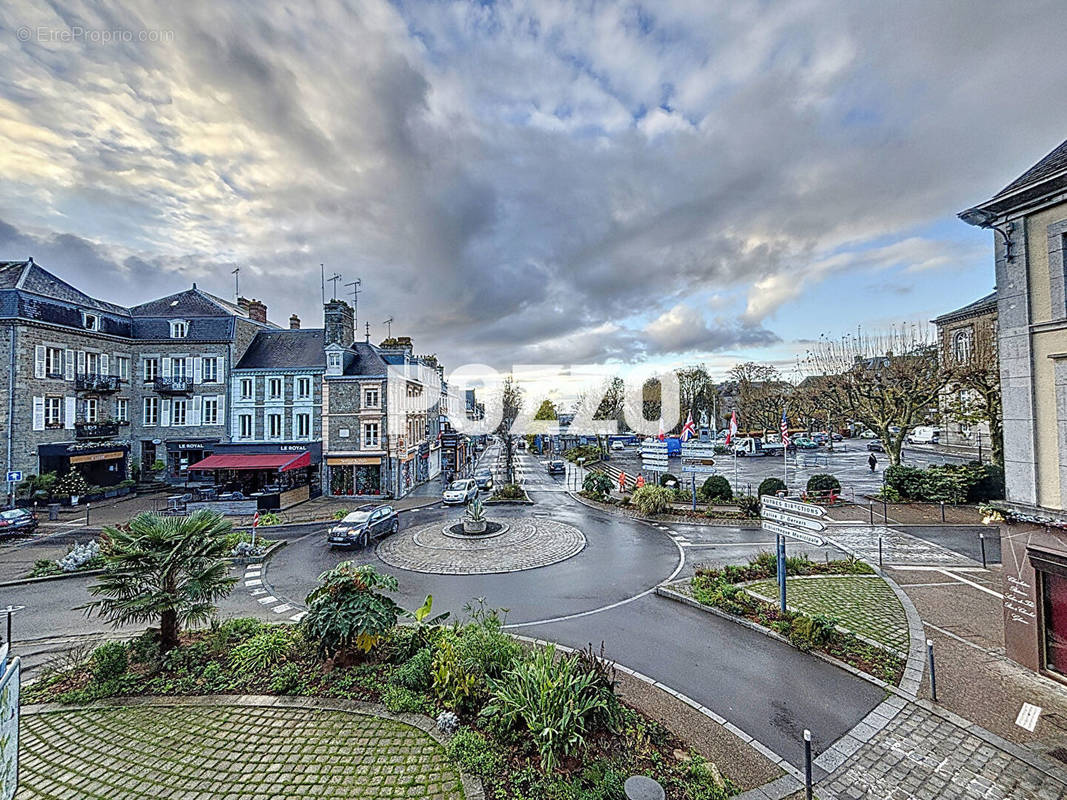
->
[641, 441, 669, 481]
[681, 442, 717, 511]
[759, 495, 828, 612]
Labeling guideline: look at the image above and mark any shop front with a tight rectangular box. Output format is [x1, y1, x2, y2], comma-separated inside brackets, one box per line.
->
[1002, 524, 1067, 683]
[165, 439, 220, 482]
[38, 441, 130, 487]
[327, 455, 383, 497]
[186, 442, 322, 512]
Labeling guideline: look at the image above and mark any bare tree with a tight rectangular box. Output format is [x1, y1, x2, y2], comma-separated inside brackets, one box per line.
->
[944, 333, 1003, 466]
[803, 329, 948, 466]
[727, 362, 788, 434]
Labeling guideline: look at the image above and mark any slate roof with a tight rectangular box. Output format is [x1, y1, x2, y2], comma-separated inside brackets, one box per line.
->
[130, 287, 244, 318]
[932, 290, 997, 325]
[236, 329, 327, 370]
[0, 260, 129, 314]
[995, 138, 1067, 199]
[337, 341, 389, 377]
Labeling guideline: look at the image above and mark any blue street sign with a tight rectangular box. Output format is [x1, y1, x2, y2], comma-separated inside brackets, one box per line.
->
[5, 471, 21, 483]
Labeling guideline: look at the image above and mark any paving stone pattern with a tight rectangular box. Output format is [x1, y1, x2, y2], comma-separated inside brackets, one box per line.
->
[17, 705, 464, 800]
[819, 703, 1067, 800]
[829, 526, 978, 568]
[376, 516, 585, 574]
[745, 575, 909, 653]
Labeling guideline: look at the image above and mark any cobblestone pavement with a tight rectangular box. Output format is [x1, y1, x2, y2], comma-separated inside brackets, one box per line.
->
[17, 704, 465, 800]
[818, 702, 1067, 800]
[745, 575, 909, 653]
[375, 516, 585, 574]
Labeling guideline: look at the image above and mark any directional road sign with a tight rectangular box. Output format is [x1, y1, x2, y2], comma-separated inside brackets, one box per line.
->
[761, 495, 826, 518]
[5, 471, 21, 483]
[761, 519, 825, 546]
[761, 507, 827, 532]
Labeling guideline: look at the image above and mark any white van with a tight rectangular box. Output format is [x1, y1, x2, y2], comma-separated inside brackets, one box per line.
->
[907, 426, 940, 445]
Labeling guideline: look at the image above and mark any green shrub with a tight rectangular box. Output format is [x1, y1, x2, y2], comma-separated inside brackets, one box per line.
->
[482, 645, 619, 773]
[757, 477, 786, 497]
[382, 685, 433, 715]
[445, 727, 503, 778]
[210, 617, 265, 649]
[432, 634, 479, 712]
[564, 445, 603, 464]
[391, 647, 435, 692]
[90, 642, 128, 682]
[884, 462, 1003, 504]
[658, 472, 679, 487]
[806, 473, 840, 495]
[491, 483, 527, 500]
[230, 628, 293, 673]
[582, 472, 614, 500]
[256, 512, 282, 526]
[303, 562, 402, 659]
[735, 495, 760, 517]
[788, 614, 838, 651]
[455, 606, 522, 682]
[332, 509, 350, 520]
[700, 475, 733, 502]
[31, 559, 62, 578]
[128, 630, 161, 666]
[969, 463, 1005, 502]
[630, 485, 671, 515]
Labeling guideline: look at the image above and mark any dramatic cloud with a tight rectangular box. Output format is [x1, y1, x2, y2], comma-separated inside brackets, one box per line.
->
[0, 0, 1063, 375]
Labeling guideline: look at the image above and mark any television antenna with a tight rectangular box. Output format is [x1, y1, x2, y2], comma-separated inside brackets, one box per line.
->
[345, 279, 362, 326]
[383, 316, 394, 339]
[328, 273, 342, 300]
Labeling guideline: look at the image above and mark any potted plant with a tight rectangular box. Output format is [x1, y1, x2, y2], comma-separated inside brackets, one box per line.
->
[463, 498, 487, 534]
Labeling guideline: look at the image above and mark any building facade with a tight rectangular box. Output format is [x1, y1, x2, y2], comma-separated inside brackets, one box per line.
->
[932, 291, 998, 458]
[961, 137, 1067, 681]
[0, 259, 272, 490]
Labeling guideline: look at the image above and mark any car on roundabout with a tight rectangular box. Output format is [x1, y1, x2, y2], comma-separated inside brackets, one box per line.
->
[546, 459, 566, 475]
[327, 504, 399, 548]
[443, 478, 479, 505]
[473, 468, 494, 491]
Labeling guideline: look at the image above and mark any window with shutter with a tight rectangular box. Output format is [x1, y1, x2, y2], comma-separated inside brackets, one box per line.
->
[34, 345, 46, 378]
[76, 351, 86, 376]
[32, 397, 45, 430]
[162, 357, 172, 378]
[161, 398, 171, 427]
[64, 349, 74, 380]
[64, 396, 76, 429]
[191, 395, 202, 426]
[101, 354, 109, 375]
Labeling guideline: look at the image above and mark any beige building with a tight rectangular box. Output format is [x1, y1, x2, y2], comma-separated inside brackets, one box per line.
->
[961, 137, 1067, 679]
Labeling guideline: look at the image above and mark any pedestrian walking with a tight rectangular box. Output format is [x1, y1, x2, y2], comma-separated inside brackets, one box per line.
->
[618, 471, 627, 493]
[868, 453, 877, 472]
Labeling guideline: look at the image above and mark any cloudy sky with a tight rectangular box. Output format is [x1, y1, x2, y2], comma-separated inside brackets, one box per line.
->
[1, 0, 1065, 388]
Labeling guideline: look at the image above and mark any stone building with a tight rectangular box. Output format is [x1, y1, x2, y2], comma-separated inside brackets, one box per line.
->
[960, 136, 1067, 680]
[0, 259, 273, 489]
[932, 290, 998, 458]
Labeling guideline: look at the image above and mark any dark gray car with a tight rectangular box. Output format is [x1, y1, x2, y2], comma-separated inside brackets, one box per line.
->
[0, 508, 37, 537]
[327, 504, 399, 548]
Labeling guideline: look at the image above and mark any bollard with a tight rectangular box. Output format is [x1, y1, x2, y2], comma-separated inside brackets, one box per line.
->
[940, 501, 945, 523]
[878, 536, 883, 568]
[803, 729, 813, 800]
[5, 610, 10, 648]
[882, 498, 888, 523]
[927, 639, 938, 703]
[86, 502, 90, 526]
[979, 533, 987, 569]
[869, 501, 874, 524]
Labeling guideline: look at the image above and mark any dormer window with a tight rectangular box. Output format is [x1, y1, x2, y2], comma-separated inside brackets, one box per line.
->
[326, 347, 343, 376]
[170, 320, 188, 338]
[82, 312, 98, 331]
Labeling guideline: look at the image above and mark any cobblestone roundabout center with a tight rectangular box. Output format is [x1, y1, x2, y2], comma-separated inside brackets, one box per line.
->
[17, 703, 466, 800]
[375, 516, 586, 574]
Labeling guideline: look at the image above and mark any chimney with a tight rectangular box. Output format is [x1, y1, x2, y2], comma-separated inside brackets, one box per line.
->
[237, 296, 251, 314]
[246, 298, 267, 324]
[324, 299, 354, 346]
[289, 314, 301, 330]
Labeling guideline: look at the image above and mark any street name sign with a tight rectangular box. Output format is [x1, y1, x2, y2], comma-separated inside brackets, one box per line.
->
[762, 495, 826, 518]
[761, 519, 825, 546]
[762, 508, 827, 533]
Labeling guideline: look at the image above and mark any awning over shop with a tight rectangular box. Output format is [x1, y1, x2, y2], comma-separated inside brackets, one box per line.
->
[188, 451, 311, 472]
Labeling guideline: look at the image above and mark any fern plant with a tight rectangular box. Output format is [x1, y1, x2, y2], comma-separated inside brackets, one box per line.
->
[302, 562, 402, 659]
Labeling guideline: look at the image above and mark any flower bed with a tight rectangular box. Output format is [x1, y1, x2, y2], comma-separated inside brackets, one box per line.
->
[689, 555, 904, 685]
[30, 540, 105, 577]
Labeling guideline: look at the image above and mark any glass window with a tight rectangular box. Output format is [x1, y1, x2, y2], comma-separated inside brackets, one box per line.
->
[45, 347, 63, 376]
[44, 396, 62, 427]
[171, 320, 188, 338]
[239, 414, 253, 438]
[116, 356, 129, 380]
[202, 357, 218, 383]
[327, 351, 341, 370]
[268, 378, 282, 399]
[240, 378, 254, 400]
[143, 358, 159, 383]
[268, 414, 282, 438]
[364, 386, 380, 408]
[202, 398, 218, 425]
[954, 329, 973, 362]
[115, 398, 129, 422]
[85, 397, 98, 422]
[363, 422, 379, 448]
[1043, 571, 1067, 675]
[172, 399, 187, 426]
[82, 313, 98, 330]
[297, 376, 311, 399]
[172, 358, 188, 380]
[85, 352, 100, 375]
[143, 396, 159, 426]
[296, 413, 310, 438]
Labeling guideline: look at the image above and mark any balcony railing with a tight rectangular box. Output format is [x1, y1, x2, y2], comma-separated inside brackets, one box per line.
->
[74, 421, 120, 439]
[75, 374, 122, 393]
[154, 376, 194, 394]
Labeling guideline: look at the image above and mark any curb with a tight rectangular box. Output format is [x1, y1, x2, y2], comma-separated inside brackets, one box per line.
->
[21, 694, 486, 800]
[509, 634, 804, 797]
[0, 568, 106, 587]
[229, 539, 287, 566]
[567, 491, 761, 528]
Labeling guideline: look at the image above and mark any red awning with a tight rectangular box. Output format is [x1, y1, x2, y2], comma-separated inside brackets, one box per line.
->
[188, 451, 311, 472]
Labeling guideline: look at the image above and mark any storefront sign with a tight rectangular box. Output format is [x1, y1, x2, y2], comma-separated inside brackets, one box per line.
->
[69, 451, 125, 465]
[327, 456, 382, 466]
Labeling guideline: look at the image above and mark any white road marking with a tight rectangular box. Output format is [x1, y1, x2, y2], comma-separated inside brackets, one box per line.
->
[289, 611, 307, 622]
[257, 595, 277, 604]
[934, 569, 1003, 598]
[272, 604, 292, 613]
[244, 579, 262, 586]
[1016, 702, 1042, 732]
[887, 565, 986, 573]
[250, 589, 267, 596]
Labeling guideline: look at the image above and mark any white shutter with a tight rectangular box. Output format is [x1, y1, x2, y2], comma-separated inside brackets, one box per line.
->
[162, 357, 172, 378]
[32, 397, 44, 430]
[64, 397, 76, 429]
[217, 357, 225, 379]
[217, 394, 226, 429]
[76, 351, 85, 376]
[161, 398, 171, 427]
[191, 395, 202, 426]
[64, 349, 74, 380]
[193, 357, 202, 384]
[34, 346, 45, 378]
[100, 354, 109, 375]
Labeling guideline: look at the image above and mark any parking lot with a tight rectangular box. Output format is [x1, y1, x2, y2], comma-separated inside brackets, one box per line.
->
[603, 440, 975, 499]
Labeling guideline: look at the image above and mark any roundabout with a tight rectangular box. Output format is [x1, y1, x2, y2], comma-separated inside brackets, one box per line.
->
[377, 516, 586, 574]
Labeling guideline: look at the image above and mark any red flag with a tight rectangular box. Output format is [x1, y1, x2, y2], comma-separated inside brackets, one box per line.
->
[727, 411, 738, 446]
[657, 419, 666, 441]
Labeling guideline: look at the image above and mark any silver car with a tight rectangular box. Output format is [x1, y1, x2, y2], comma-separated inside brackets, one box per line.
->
[442, 479, 479, 505]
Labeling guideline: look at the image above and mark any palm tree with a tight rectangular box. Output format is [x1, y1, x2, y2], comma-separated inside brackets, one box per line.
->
[83, 510, 238, 651]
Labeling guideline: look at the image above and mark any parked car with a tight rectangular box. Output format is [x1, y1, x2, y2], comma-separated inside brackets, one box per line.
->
[327, 504, 399, 548]
[792, 437, 819, 449]
[866, 441, 885, 453]
[812, 432, 829, 445]
[473, 468, 494, 490]
[547, 459, 566, 475]
[610, 441, 625, 451]
[0, 508, 37, 537]
[858, 430, 878, 439]
[443, 479, 479, 505]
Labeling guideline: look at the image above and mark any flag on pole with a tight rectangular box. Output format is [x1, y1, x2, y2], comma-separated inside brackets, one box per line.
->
[657, 419, 666, 441]
[727, 411, 738, 445]
[252, 510, 260, 529]
[780, 409, 791, 446]
[680, 410, 696, 442]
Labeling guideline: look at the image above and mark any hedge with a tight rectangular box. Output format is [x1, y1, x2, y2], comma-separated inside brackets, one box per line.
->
[883, 462, 1004, 504]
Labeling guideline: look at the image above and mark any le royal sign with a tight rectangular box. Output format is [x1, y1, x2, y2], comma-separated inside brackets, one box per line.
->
[760, 495, 827, 546]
